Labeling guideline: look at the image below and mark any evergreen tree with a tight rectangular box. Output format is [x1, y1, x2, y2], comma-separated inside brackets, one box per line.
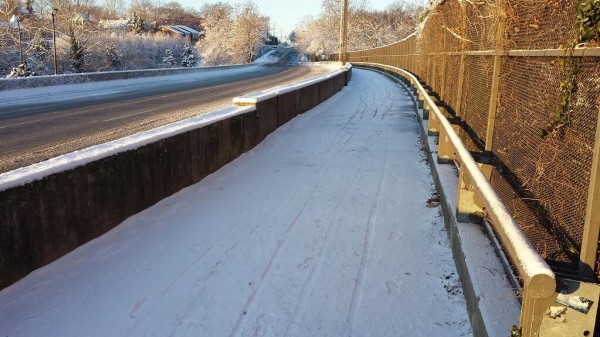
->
[70, 28, 86, 73]
[181, 44, 197, 67]
[163, 49, 176, 67]
[106, 44, 122, 70]
[30, 38, 51, 74]
[129, 13, 145, 35]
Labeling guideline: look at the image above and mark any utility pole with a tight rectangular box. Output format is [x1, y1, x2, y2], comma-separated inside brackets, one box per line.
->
[339, 0, 349, 65]
[52, 8, 58, 75]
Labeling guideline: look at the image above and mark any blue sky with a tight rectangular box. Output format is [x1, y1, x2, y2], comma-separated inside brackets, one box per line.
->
[177, 0, 425, 39]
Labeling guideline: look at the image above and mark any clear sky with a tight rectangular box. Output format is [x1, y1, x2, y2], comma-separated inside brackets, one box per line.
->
[177, 0, 425, 41]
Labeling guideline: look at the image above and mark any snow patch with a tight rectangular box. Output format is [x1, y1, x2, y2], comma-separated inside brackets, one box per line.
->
[253, 50, 279, 65]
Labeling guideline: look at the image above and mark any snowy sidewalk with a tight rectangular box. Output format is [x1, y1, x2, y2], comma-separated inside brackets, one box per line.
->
[0, 69, 472, 337]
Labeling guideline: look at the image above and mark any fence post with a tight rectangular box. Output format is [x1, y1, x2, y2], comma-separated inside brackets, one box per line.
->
[484, 0, 506, 152]
[455, 2, 467, 117]
[456, 163, 492, 222]
[580, 115, 600, 278]
[438, 124, 460, 163]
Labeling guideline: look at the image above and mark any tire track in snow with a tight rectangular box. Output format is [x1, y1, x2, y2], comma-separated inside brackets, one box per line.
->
[343, 130, 390, 337]
[227, 182, 320, 337]
[163, 179, 307, 337]
[231, 103, 365, 337]
[283, 126, 381, 337]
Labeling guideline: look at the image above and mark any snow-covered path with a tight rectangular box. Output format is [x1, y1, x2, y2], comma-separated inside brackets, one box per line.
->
[0, 69, 472, 337]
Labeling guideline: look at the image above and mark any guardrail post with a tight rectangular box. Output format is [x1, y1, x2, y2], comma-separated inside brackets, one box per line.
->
[427, 101, 439, 135]
[438, 123, 460, 163]
[521, 278, 599, 337]
[580, 114, 600, 278]
[456, 163, 492, 222]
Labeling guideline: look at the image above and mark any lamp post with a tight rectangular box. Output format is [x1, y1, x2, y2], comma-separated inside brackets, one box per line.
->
[9, 15, 24, 65]
[52, 8, 58, 75]
[339, 0, 349, 65]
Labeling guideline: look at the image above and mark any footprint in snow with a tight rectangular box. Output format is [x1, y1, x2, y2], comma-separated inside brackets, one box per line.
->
[253, 313, 275, 337]
[296, 257, 315, 270]
[385, 280, 400, 295]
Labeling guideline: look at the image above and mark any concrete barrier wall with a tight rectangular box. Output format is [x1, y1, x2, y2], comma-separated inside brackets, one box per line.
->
[0, 66, 351, 290]
[0, 64, 254, 91]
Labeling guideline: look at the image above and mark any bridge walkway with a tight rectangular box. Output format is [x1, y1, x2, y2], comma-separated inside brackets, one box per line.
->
[0, 69, 472, 337]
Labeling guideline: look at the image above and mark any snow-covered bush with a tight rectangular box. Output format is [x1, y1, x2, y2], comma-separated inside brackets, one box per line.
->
[181, 43, 197, 67]
[79, 33, 188, 71]
[6, 63, 35, 78]
[163, 48, 176, 67]
[104, 44, 122, 70]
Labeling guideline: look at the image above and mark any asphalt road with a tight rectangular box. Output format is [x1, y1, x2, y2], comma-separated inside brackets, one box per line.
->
[0, 48, 329, 173]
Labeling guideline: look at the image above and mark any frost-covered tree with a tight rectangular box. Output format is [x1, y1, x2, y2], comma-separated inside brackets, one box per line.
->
[43, 0, 98, 74]
[295, 0, 423, 59]
[28, 35, 51, 74]
[163, 48, 176, 67]
[0, 0, 61, 75]
[69, 27, 85, 72]
[231, 1, 269, 63]
[288, 31, 296, 44]
[196, 0, 269, 66]
[102, 0, 125, 18]
[128, 0, 153, 23]
[195, 2, 234, 66]
[104, 43, 122, 70]
[181, 43, 197, 67]
[128, 12, 145, 35]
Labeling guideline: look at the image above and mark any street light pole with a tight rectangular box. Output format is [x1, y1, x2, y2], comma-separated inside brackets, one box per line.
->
[339, 0, 349, 65]
[52, 9, 58, 75]
[16, 16, 24, 65]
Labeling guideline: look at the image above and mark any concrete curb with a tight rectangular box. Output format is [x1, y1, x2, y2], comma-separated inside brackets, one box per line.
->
[359, 66, 521, 337]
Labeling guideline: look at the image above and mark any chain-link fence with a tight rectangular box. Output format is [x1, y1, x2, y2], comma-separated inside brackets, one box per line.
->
[346, 0, 600, 282]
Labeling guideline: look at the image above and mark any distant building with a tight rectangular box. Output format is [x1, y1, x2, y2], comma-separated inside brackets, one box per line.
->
[99, 18, 131, 32]
[158, 25, 201, 42]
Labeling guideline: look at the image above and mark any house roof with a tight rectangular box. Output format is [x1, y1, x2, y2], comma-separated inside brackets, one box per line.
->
[159, 25, 201, 38]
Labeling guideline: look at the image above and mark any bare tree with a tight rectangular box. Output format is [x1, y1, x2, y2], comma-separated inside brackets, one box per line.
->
[196, 1, 268, 66]
[49, 0, 98, 73]
[231, 0, 268, 63]
[128, 0, 154, 23]
[195, 2, 234, 65]
[102, 0, 126, 18]
[1, 0, 52, 74]
[295, 0, 422, 59]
